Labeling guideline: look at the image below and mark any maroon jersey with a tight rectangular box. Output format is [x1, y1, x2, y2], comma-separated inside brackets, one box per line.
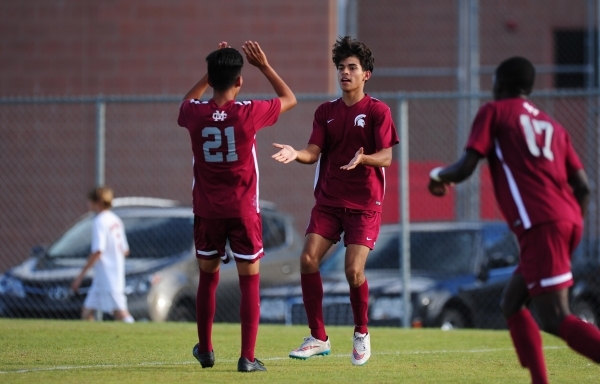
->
[466, 98, 583, 235]
[309, 95, 399, 211]
[178, 98, 281, 218]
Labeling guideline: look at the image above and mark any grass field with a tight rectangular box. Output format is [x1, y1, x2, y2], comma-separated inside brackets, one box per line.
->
[0, 319, 598, 383]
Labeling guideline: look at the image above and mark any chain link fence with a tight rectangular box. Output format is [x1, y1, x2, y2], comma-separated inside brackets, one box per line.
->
[2, 90, 600, 327]
[2, 0, 600, 327]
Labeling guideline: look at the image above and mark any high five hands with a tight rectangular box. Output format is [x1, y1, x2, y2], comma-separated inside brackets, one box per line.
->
[242, 41, 269, 69]
[271, 143, 298, 164]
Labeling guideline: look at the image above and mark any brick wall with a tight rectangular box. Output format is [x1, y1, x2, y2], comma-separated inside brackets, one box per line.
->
[0, 0, 335, 97]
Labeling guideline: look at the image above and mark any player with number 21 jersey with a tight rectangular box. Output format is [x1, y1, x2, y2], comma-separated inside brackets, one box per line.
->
[178, 98, 280, 219]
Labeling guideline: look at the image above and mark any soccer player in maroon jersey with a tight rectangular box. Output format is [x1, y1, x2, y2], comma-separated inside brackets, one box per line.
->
[428, 57, 600, 383]
[177, 41, 296, 372]
[271, 36, 399, 366]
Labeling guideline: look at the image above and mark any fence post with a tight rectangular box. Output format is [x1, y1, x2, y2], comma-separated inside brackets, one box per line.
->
[95, 98, 106, 187]
[398, 97, 411, 328]
[588, 0, 600, 255]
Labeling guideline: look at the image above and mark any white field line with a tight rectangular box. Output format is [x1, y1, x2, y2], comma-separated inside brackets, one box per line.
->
[0, 346, 567, 374]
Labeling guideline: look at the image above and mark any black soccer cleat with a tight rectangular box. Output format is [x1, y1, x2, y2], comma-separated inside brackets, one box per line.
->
[192, 344, 215, 368]
[237, 357, 267, 372]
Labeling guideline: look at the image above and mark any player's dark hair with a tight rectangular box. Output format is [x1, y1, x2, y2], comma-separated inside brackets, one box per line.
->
[332, 36, 374, 73]
[495, 57, 535, 95]
[206, 47, 244, 92]
[88, 186, 113, 209]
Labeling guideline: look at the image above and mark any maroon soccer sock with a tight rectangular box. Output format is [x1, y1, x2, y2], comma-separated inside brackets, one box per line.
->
[197, 268, 219, 353]
[239, 273, 260, 362]
[507, 309, 548, 384]
[301, 271, 327, 341]
[350, 279, 369, 334]
[559, 314, 600, 363]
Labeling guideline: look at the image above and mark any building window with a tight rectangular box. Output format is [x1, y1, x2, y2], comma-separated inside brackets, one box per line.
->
[554, 29, 598, 89]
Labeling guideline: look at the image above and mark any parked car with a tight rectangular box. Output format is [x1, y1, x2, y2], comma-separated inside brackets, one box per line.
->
[260, 221, 522, 329]
[569, 244, 600, 327]
[0, 197, 303, 322]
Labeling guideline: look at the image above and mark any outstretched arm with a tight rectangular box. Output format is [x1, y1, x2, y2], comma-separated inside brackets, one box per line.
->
[182, 41, 229, 101]
[428, 149, 481, 196]
[242, 41, 297, 113]
[272, 143, 321, 164]
[340, 147, 393, 170]
[568, 169, 591, 217]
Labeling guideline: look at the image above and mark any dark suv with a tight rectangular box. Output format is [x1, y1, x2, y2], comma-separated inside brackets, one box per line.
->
[0, 198, 302, 322]
[260, 221, 521, 329]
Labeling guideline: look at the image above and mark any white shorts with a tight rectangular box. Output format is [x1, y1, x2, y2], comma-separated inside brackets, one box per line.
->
[83, 291, 128, 313]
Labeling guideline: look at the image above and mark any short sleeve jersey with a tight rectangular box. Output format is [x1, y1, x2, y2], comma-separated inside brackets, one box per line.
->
[90, 210, 129, 294]
[309, 95, 399, 211]
[466, 98, 583, 235]
[178, 98, 281, 218]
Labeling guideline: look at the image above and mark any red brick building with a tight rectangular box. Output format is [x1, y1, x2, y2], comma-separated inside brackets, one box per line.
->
[0, 1, 594, 270]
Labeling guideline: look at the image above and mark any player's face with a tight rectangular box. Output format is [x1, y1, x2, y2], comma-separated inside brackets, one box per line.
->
[337, 56, 371, 93]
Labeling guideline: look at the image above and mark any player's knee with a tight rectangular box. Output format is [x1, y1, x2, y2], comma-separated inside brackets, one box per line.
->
[344, 267, 364, 287]
[537, 311, 568, 336]
[299, 253, 319, 273]
[500, 296, 520, 320]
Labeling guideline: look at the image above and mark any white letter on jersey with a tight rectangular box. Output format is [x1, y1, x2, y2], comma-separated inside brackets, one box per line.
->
[519, 114, 554, 161]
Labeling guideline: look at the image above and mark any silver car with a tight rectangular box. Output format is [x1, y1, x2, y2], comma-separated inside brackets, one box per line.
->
[0, 197, 303, 322]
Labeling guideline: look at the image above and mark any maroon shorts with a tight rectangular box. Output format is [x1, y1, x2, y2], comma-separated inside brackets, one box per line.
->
[305, 204, 381, 249]
[515, 221, 582, 296]
[194, 214, 264, 263]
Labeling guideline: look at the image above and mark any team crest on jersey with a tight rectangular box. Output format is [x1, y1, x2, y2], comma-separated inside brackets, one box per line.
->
[212, 110, 227, 121]
[354, 114, 367, 127]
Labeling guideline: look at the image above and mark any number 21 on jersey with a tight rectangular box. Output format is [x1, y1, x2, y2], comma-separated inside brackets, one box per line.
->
[519, 114, 554, 161]
[202, 126, 239, 162]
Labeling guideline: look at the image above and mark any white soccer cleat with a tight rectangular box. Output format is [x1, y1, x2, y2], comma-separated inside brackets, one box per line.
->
[351, 332, 371, 366]
[289, 336, 331, 359]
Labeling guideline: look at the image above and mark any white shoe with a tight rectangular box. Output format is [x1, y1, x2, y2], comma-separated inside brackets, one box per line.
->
[351, 332, 371, 366]
[289, 336, 331, 359]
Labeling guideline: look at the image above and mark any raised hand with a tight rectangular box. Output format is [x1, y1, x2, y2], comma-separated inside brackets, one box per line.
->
[271, 143, 298, 164]
[218, 41, 228, 49]
[242, 41, 269, 69]
[340, 147, 364, 170]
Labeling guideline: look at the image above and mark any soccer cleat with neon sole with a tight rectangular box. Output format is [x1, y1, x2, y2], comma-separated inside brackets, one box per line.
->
[351, 332, 371, 366]
[289, 336, 331, 359]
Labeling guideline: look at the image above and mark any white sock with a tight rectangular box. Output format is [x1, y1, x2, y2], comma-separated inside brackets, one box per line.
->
[122, 315, 135, 323]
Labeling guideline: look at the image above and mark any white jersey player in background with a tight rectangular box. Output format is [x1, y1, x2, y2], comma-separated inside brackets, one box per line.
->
[72, 186, 134, 323]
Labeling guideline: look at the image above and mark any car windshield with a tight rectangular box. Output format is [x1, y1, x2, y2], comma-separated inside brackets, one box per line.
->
[321, 228, 478, 275]
[47, 215, 194, 259]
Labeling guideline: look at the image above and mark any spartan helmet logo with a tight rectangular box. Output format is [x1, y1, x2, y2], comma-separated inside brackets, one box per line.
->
[354, 114, 367, 128]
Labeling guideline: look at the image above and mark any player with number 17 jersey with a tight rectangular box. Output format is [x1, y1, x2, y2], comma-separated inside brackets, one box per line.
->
[178, 98, 281, 219]
[466, 98, 583, 236]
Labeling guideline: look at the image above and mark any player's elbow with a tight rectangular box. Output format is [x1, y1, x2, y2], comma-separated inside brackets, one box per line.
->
[280, 95, 297, 113]
[569, 170, 591, 198]
[574, 183, 591, 202]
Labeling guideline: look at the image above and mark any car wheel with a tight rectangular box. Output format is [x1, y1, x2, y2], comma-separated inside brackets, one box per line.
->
[439, 308, 467, 330]
[167, 299, 196, 322]
[572, 300, 598, 327]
